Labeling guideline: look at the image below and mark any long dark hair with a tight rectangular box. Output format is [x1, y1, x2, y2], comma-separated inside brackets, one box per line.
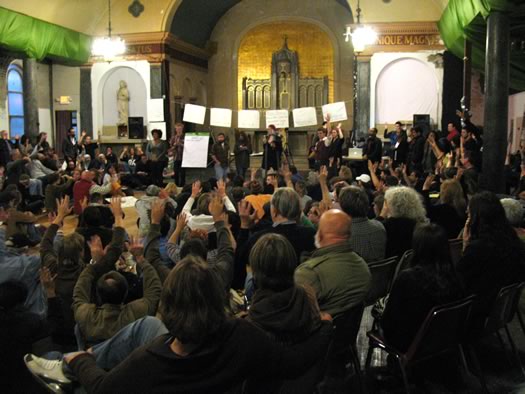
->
[412, 223, 454, 275]
[468, 192, 522, 252]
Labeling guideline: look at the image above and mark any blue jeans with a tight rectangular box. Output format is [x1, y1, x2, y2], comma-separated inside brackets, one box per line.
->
[214, 164, 228, 180]
[64, 317, 168, 371]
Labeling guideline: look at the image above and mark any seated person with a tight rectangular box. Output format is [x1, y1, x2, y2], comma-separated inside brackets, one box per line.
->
[135, 185, 177, 237]
[72, 198, 162, 348]
[26, 256, 331, 393]
[73, 170, 113, 215]
[380, 223, 464, 352]
[181, 179, 236, 233]
[295, 209, 371, 319]
[457, 191, 525, 328]
[5, 191, 41, 247]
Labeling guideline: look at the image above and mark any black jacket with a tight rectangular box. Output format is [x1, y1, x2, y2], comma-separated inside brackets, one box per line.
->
[364, 136, 382, 163]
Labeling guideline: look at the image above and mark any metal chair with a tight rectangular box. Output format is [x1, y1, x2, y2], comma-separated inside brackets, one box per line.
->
[321, 302, 365, 393]
[391, 249, 413, 287]
[476, 282, 525, 378]
[364, 256, 399, 307]
[448, 238, 463, 266]
[365, 295, 477, 394]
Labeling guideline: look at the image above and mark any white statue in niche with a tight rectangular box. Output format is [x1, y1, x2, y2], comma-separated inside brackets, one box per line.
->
[117, 80, 130, 125]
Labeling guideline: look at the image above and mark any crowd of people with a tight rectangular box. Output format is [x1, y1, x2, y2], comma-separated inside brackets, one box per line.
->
[1, 113, 525, 393]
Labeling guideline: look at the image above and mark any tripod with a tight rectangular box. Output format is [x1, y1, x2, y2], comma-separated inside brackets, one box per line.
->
[283, 142, 295, 168]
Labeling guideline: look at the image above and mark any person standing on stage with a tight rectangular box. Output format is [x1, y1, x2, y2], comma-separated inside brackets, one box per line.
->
[262, 124, 282, 171]
[313, 127, 330, 170]
[211, 132, 230, 180]
[146, 129, 168, 187]
[170, 122, 185, 186]
[234, 130, 252, 178]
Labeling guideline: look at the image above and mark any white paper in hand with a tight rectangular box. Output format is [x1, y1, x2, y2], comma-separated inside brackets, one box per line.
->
[322, 102, 348, 122]
[292, 107, 318, 127]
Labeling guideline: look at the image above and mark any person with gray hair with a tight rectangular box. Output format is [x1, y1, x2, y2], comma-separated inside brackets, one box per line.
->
[339, 185, 386, 263]
[500, 198, 525, 242]
[236, 187, 316, 287]
[381, 186, 428, 258]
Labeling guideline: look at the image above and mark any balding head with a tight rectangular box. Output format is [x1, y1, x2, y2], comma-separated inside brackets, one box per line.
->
[315, 209, 352, 248]
[81, 170, 94, 182]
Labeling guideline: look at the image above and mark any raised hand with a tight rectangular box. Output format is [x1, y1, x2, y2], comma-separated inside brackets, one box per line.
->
[209, 193, 225, 222]
[422, 174, 435, 191]
[55, 196, 72, 224]
[109, 197, 123, 227]
[128, 235, 144, 263]
[80, 196, 89, 212]
[175, 213, 188, 233]
[40, 267, 57, 298]
[215, 178, 226, 199]
[319, 165, 328, 184]
[238, 199, 256, 229]
[87, 235, 105, 263]
[191, 180, 202, 198]
[151, 198, 165, 225]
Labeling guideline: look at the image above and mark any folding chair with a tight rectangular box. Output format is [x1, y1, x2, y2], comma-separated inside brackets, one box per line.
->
[365, 295, 477, 393]
[364, 256, 398, 307]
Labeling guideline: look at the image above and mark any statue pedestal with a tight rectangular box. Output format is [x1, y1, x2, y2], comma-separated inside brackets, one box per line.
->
[118, 125, 128, 138]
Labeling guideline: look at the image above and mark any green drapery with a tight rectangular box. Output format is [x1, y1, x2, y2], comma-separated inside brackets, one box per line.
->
[0, 7, 92, 64]
[438, 0, 525, 91]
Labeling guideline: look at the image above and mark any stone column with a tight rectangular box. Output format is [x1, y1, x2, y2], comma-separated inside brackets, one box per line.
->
[22, 58, 39, 139]
[356, 56, 371, 141]
[481, 11, 510, 193]
[80, 67, 93, 135]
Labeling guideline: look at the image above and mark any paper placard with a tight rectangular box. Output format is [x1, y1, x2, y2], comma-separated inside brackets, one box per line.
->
[182, 132, 210, 168]
[149, 98, 165, 122]
[238, 110, 260, 129]
[265, 110, 289, 128]
[183, 103, 206, 125]
[210, 108, 232, 128]
[322, 102, 348, 122]
[292, 107, 318, 127]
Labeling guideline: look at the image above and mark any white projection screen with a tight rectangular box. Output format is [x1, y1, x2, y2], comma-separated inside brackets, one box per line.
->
[375, 58, 439, 124]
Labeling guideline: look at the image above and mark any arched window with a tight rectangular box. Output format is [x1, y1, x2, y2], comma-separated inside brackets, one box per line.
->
[7, 64, 24, 138]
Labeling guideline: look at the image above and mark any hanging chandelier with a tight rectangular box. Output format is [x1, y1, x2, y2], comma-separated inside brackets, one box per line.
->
[344, 0, 377, 53]
[92, 0, 126, 59]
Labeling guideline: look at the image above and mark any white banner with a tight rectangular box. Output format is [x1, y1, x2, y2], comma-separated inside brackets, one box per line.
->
[266, 110, 289, 128]
[322, 102, 348, 122]
[238, 110, 260, 129]
[292, 107, 318, 127]
[182, 133, 210, 168]
[183, 103, 206, 125]
[149, 98, 165, 122]
[210, 108, 232, 128]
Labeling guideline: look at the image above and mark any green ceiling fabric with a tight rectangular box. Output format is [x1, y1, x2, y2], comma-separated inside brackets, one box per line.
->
[0, 7, 92, 64]
[438, 0, 525, 91]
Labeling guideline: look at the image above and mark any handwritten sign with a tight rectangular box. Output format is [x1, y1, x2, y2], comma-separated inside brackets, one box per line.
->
[265, 110, 289, 128]
[292, 107, 318, 127]
[182, 132, 210, 168]
[183, 103, 206, 125]
[210, 108, 232, 128]
[238, 110, 260, 129]
[322, 102, 348, 122]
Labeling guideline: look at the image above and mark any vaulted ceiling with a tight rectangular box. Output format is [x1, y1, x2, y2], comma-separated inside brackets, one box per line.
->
[0, 0, 448, 39]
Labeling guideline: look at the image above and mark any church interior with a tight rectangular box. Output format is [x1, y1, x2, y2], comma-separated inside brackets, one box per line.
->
[1, 0, 525, 392]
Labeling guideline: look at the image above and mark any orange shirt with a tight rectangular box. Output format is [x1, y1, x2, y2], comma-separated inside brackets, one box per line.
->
[244, 194, 272, 220]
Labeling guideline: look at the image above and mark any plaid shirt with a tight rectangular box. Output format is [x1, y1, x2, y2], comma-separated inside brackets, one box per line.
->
[349, 217, 386, 263]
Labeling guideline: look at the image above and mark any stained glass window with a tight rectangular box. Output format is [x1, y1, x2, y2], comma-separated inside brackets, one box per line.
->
[7, 64, 24, 139]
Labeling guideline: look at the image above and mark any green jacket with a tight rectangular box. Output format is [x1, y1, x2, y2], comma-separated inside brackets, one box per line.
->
[72, 227, 162, 347]
[295, 241, 371, 318]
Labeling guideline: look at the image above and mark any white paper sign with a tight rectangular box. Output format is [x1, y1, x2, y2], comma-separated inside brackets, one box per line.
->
[147, 122, 167, 140]
[322, 102, 348, 122]
[292, 107, 318, 127]
[183, 103, 206, 125]
[210, 108, 232, 128]
[182, 133, 210, 168]
[238, 110, 260, 129]
[265, 110, 289, 128]
[149, 98, 165, 122]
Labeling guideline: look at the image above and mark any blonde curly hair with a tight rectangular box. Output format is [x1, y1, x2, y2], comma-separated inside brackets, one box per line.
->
[384, 186, 427, 223]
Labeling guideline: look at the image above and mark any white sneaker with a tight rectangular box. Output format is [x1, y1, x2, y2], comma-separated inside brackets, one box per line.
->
[24, 354, 72, 385]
